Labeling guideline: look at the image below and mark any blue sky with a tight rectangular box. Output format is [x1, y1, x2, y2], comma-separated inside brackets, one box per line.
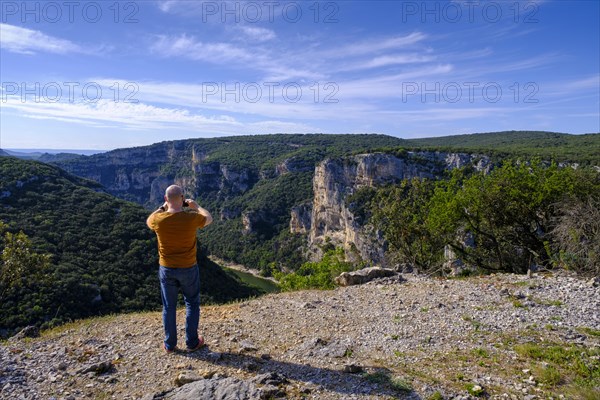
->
[0, 0, 598, 150]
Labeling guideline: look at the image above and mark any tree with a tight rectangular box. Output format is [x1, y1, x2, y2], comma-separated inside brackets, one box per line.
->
[0, 222, 52, 299]
[428, 160, 597, 273]
[351, 160, 599, 276]
[372, 179, 445, 272]
[551, 196, 600, 276]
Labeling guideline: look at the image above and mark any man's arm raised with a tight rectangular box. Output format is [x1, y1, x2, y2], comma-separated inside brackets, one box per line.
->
[146, 201, 168, 229]
[186, 199, 213, 227]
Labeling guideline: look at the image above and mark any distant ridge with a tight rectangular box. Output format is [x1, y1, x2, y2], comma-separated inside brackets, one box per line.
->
[406, 131, 600, 164]
[3, 148, 106, 160]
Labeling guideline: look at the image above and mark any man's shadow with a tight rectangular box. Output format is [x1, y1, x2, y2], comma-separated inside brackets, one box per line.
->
[177, 345, 421, 399]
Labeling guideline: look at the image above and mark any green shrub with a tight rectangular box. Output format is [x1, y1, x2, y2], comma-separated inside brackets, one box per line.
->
[551, 196, 600, 276]
[369, 159, 600, 275]
[276, 248, 355, 290]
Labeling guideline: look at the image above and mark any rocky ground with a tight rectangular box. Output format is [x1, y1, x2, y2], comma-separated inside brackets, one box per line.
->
[1, 271, 599, 400]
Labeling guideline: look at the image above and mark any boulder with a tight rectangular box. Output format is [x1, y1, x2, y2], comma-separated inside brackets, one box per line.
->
[77, 361, 113, 375]
[165, 376, 261, 400]
[251, 372, 288, 386]
[343, 364, 363, 373]
[335, 267, 397, 286]
[175, 371, 202, 386]
[239, 340, 258, 353]
[10, 325, 40, 340]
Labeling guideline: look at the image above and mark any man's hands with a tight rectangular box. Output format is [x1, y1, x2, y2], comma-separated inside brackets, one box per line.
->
[185, 199, 213, 226]
[147, 202, 167, 229]
[147, 198, 212, 228]
[185, 199, 199, 210]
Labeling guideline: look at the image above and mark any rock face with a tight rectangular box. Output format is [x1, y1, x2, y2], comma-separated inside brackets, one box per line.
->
[161, 372, 289, 400]
[164, 376, 262, 400]
[289, 203, 312, 234]
[220, 207, 241, 221]
[55, 141, 256, 207]
[334, 267, 398, 286]
[9, 326, 39, 340]
[54, 140, 491, 266]
[242, 210, 275, 236]
[275, 157, 313, 176]
[308, 152, 490, 265]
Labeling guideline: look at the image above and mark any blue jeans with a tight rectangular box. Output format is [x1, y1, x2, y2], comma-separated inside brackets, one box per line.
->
[158, 265, 201, 350]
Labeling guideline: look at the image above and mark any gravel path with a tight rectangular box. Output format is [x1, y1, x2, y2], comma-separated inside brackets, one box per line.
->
[1, 272, 599, 399]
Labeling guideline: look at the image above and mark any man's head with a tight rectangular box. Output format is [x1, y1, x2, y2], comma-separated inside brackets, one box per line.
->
[165, 185, 184, 208]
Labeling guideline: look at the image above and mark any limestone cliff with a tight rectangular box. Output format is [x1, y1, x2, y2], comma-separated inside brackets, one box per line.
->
[307, 152, 491, 265]
[52, 136, 491, 267]
[289, 203, 312, 234]
[55, 141, 256, 208]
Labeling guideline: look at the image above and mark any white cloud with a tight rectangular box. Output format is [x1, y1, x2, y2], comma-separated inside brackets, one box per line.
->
[156, 0, 226, 16]
[529, 74, 600, 102]
[559, 75, 600, 91]
[378, 107, 510, 122]
[157, 0, 177, 13]
[0, 96, 318, 134]
[90, 67, 463, 123]
[338, 54, 436, 72]
[332, 64, 455, 99]
[566, 113, 600, 118]
[151, 34, 254, 63]
[149, 30, 434, 82]
[150, 34, 324, 81]
[328, 32, 427, 58]
[237, 26, 276, 42]
[0, 23, 83, 55]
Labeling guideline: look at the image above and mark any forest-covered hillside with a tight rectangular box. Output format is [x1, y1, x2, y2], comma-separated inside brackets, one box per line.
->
[407, 131, 600, 164]
[0, 157, 264, 337]
[45, 132, 600, 275]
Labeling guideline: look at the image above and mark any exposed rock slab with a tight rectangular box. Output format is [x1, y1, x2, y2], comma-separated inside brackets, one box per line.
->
[335, 267, 398, 286]
[164, 376, 261, 400]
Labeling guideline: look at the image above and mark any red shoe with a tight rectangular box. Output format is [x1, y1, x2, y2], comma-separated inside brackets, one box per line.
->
[186, 336, 205, 352]
[164, 343, 178, 354]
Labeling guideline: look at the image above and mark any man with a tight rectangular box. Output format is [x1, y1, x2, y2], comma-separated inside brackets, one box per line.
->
[146, 184, 213, 353]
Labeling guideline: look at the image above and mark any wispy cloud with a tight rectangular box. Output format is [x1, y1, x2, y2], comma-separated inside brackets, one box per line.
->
[534, 74, 600, 101]
[236, 26, 276, 42]
[378, 106, 510, 122]
[157, 0, 178, 13]
[325, 32, 428, 59]
[0, 24, 83, 55]
[151, 34, 255, 63]
[338, 54, 436, 72]
[150, 34, 324, 81]
[149, 30, 434, 82]
[156, 0, 227, 16]
[558, 75, 600, 91]
[1, 96, 317, 134]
